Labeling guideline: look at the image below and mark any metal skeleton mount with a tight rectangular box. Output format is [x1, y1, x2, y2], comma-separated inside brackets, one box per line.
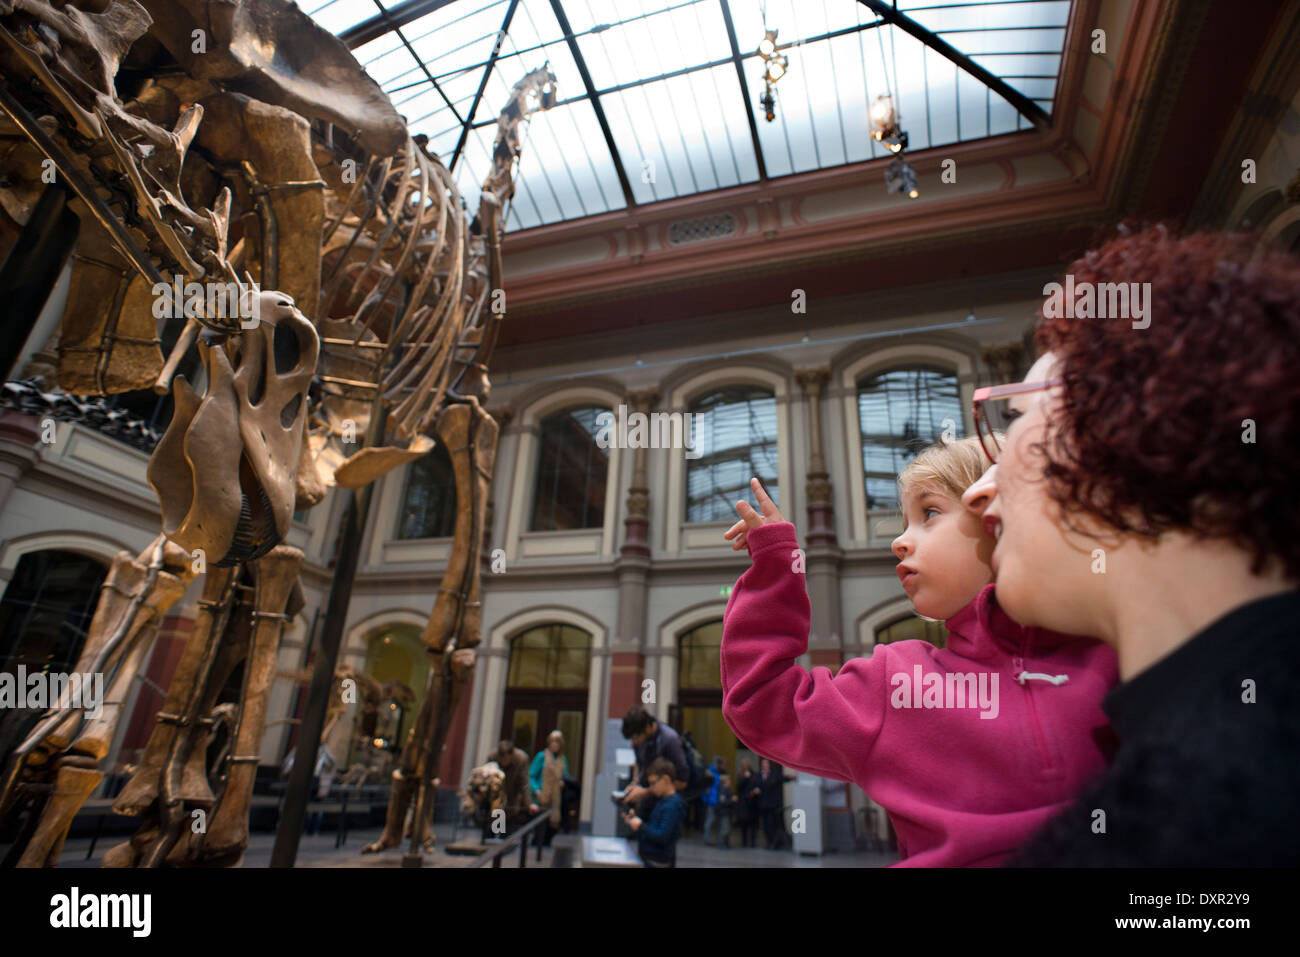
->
[0, 0, 554, 867]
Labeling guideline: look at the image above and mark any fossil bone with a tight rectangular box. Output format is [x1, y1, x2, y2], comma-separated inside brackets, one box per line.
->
[0, 0, 553, 868]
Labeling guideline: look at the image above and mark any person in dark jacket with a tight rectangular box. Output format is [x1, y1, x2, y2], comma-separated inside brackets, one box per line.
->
[619, 706, 689, 822]
[487, 740, 532, 825]
[757, 758, 795, 850]
[959, 227, 1300, 865]
[735, 759, 760, 848]
[624, 758, 688, 867]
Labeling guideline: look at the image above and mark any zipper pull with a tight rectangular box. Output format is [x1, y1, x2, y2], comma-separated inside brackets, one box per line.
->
[1015, 671, 1070, 686]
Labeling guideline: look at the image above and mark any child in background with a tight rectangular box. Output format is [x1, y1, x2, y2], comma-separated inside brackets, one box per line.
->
[623, 757, 687, 867]
[720, 437, 1118, 866]
[715, 774, 735, 848]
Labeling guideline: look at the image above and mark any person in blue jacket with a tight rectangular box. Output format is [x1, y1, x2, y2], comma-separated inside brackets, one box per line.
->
[528, 730, 569, 843]
[623, 758, 687, 867]
[702, 755, 727, 845]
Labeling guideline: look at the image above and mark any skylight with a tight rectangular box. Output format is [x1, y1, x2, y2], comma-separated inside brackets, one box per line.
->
[305, 0, 1071, 231]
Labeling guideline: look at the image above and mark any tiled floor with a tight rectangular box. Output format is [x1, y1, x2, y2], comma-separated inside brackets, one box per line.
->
[46, 824, 898, 868]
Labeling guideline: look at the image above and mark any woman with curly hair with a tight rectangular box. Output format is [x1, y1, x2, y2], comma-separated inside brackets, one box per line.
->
[961, 224, 1300, 866]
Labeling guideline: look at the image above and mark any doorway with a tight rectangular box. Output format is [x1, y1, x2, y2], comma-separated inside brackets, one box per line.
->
[497, 623, 590, 789]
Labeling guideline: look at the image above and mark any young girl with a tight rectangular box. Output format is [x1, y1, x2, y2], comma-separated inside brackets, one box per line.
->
[720, 437, 1117, 866]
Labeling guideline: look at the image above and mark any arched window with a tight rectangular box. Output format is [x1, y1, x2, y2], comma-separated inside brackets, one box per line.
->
[396, 442, 457, 539]
[686, 385, 778, 522]
[0, 550, 108, 674]
[507, 624, 592, 689]
[502, 624, 591, 789]
[857, 366, 964, 510]
[530, 406, 609, 531]
[360, 625, 428, 756]
[875, 615, 948, 650]
[678, 620, 723, 691]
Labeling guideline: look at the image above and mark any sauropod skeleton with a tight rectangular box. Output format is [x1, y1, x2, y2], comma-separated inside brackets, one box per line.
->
[0, 0, 553, 866]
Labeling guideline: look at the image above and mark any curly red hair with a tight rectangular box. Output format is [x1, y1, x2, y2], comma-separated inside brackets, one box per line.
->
[1034, 223, 1300, 582]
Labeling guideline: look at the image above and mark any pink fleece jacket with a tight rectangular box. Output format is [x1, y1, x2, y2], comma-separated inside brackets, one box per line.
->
[721, 521, 1118, 867]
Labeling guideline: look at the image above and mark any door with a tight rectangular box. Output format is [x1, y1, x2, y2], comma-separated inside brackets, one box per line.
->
[500, 690, 586, 783]
[496, 623, 591, 797]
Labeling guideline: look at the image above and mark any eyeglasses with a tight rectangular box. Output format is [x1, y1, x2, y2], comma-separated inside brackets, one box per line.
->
[971, 378, 1062, 464]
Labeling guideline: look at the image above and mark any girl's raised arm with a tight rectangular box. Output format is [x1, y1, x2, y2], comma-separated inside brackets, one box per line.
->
[721, 520, 895, 785]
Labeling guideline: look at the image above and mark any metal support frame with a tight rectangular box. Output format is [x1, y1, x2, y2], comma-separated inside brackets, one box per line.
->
[450, 0, 520, 173]
[718, 0, 768, 182]
[548, 0, 636, 208]
[334, 0, 1056, 220]
[269, 405, 388, 867]
[856, 0, 1052, 130]
[341, 0, 459, 49]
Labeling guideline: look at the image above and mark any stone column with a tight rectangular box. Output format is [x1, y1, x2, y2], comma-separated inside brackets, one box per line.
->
[480, 407, 513, 573]
[0, 411, 42, 517]
[610, 388, 659, 719]
[795, 368, 844, 670]
[796, 368, 835, 549]
[20, 324, 60, 384]
[619, 388, 658, 560]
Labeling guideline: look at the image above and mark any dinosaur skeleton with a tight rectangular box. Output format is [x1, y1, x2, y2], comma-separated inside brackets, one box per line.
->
[0, 0, 553, 866]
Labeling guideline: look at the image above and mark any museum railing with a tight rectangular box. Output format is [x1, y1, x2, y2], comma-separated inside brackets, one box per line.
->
[471, 809, 551, 869]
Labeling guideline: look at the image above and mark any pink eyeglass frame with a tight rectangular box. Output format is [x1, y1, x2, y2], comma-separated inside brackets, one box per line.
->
[972, 377, 1063, 464]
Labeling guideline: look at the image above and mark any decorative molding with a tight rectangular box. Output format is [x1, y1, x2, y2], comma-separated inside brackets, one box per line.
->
[654, 601, 728, 710]
[0, 529, 130, 575]
[855, 596, 920, 654]
[666, 212, 738, 246]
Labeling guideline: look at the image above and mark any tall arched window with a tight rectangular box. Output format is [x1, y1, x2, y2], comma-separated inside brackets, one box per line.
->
[360, 625, 427, 756]
[396, 442, 457, 539]
[686, 385, 778, 522]
[530, 406, 609, 531]
[857, 366, 964, 510]
[0, 550, 108, 675]
[875, 615, 948, 649]
[502, 624, 591, 791]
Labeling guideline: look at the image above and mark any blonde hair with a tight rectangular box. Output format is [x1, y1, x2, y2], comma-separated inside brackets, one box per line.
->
[897, 434, 1001, 502]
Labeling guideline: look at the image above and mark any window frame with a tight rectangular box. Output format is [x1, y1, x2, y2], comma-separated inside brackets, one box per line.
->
[665, 366, 790, 554]
[394, 441, 459, 541]
[838, 345, 976, 546]
[527, 404, 612, 534]
[684, 383, 781, 525]
[855, 363, 967, 512]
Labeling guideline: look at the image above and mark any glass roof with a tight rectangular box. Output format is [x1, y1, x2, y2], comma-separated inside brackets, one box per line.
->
[305, 0, 1071, 231]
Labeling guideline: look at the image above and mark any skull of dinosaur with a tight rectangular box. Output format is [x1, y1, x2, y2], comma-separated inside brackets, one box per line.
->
[148, 291, 319, 566]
